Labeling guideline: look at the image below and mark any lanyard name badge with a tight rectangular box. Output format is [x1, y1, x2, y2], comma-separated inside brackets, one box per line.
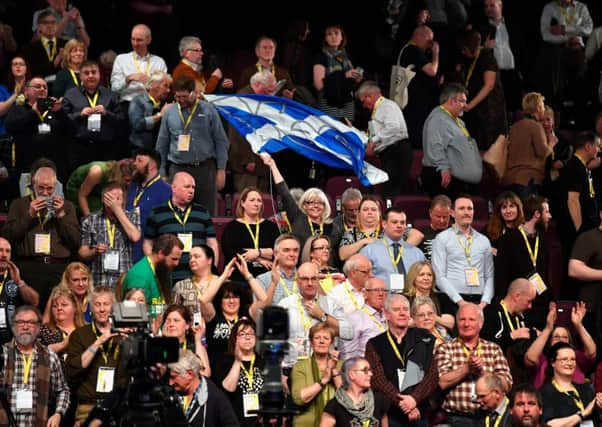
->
[92, 323, 117, 393]
[0, 272, 8, 328]
[37, 110, 50, 134]
[241, 356, 259, 417]
[17, 351, 34, 413]
[386, 330, 406, 390]
[177, 100, 199, 152]
[384, 239, 404, 292]
[170, 201, 193, 252]
[86, 91, 101, 132]
[244, 220, 263, 267]
[103, 218, 120, 272]
[32, 194, 51, 254]
[519, 227, 547, 294]
[456, 230, 479, 287]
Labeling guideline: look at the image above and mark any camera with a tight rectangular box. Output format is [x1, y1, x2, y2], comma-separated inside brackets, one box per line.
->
[36, 97, 54, 112]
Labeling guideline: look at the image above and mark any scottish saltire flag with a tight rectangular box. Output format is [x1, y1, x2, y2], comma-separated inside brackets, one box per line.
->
[204, 94, 389, 186]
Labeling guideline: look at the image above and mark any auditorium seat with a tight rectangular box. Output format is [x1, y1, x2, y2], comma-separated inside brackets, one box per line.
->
[231, 192, 278, 218]
[472, 196, 489, 222]
[393, 194, 431, 223]
[408, 150, 423, 194]
[325, 176, 368, 201]
[216, 193, 226, 216]
[212, 216, 232, 272]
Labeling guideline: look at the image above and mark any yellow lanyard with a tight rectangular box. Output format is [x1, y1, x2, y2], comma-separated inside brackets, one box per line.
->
[296, 295, 313, 332]
[91, 322, 119, 364]
[382, 239, 403, 270]
[485, 398, 509, 427]
[461, 339, 482, 358]
[308, 218, 324, 236]
[22, 352, 33, 385]
[431, 327, 446, 344]
[440, 106, 470, 137]
[132, 52, 151, 75]
[240, 354, 256, 386]
[280, 277, 297, 297]
[0, 271, 7, 296]
[371, 96, 385, 120]
[226, 315, 238, 329]
[344, 282, 362, 311]
[518, 226, 539, 267]
[168, 200, 192, 227]
[146, 256, 166, 303]
[36, 110, 49, 123]
[556, 1, 576, 25]
[499, 300, 521, 332]
[386, 329, 405, 366]
[69, 69, 79, 87]
[464, 48, 481, 87]
[30, 194, 49, 229]
[44, 38, 57, 62]
[133, 175, 161, 207]
[552, 380, 585, 412]
[575, 154, 595, 198]
[183, 395, 191, 411]
[360, 224, 380, 237]
[454, 228, 474, 265]
[86, 91, 99, 108]
[177, 99, 199, 131]
[244, 220, 261, 249]
[361, 306, 386, 332]
[105, 217, 116, 248]
[148, 94, 160, 109]
[256, 63, 275, 75]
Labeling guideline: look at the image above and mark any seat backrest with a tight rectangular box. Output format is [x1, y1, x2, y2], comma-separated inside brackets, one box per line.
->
[393, 194, 431, 222]
[212, 216, 232, 272]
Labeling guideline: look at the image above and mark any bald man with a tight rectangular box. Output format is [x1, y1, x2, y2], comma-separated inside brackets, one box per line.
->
[142, 171, 218, 282]
[111, 23, 168, 103]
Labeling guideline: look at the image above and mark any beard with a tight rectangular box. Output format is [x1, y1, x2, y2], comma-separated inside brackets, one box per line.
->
[535, 217, 548, 234]
[15, 331, 36, 346]
[132, 163, 150, 185]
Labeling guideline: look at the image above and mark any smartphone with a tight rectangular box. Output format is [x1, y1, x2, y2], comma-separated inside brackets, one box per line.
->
[271, 79, 288, 96]
[193, 312, 202, 327]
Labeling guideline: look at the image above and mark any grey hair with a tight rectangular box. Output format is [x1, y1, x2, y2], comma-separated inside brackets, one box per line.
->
[355, 80, 381, 99]
[439, 83, 468, 104]
[341, 356, 365, 389]
[384, 293, 410, 311]
[479, 373, 505, 392]
[455, 302, 484, 323]
[178, 36, 202, 57]
[342, 254, 365, 276]
[250, 70, 276, 88]
[273, 233, 300, 252]
[411, 296, 437, 317]
[298, 188, 332, 223]
[32, 166, 57, 184]
[341, 187, 362, 204]
[90, 285, 115, 305]
[169, 349, 204, 375]
[145, 70, 172, 90]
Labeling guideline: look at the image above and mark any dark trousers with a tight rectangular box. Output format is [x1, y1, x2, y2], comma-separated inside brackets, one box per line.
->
[421, 166, 478, 200]
[378, 139, 412, 198]
[170, 160, 217, 216]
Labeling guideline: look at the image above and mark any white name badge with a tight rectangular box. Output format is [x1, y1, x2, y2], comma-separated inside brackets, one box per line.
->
[177, 134, 191, 152]
[38, 123, 51, 134]
[177, 233, 193, 252]
[397, 368, 406, 391]
[581, 421, 594, 427]
[470, 381, 477, 402]
[103, 250, 120, 272]
[390, 274, 405, 293]
[16, 389, 33, 412]
[465, 267, 480, 287]
[529, 272, 547, 294]
[88, 113, 101, 132]
[34, 233, 51, 254]
[96, 367, 115, 393]
[242, 393, 259, 417]
[0, 306, 6, 328]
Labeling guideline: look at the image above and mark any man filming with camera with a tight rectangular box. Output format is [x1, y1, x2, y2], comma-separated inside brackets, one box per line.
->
[4, 76, 70, 181]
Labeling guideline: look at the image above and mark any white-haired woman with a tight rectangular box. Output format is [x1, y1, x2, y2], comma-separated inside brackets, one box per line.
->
[320, 357, 389, 427]
[261, 153, 335, 249]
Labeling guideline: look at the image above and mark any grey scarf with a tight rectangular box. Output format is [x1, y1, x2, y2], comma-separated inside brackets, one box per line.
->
[335, 387, 376, 423]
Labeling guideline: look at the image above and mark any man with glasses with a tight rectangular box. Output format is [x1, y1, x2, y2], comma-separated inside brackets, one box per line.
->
[339, 277, 388, 359]
[21, 10, 68, 81]
[5, 76, 69, 179]
[4, 166, 79, 310]
[328, 254, 372, 314]
[0, 305, 69, 427]
[422, 83, 482, 199]
[365, 294, 437, 427]
[172, 36, 233, 97]
[475, 373, 511, 427]
[156, 75, 229, 215]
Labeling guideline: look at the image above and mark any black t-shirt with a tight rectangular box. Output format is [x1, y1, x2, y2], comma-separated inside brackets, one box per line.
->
[323, 392, 389, 426]
[540, 382, 596, 424]
[561, 156, 600, 232]
[418, 225, 442, 261]
[570, 228, 602, 306]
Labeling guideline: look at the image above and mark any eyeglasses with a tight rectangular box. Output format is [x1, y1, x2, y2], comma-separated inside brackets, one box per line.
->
[365, 288, 386, 293]
[237, 332, 255, 338]
[297, 276, 320, 283]
[555, 357, 576, 363]
[353, 367, 373, 374]
[14, 320, 40, 327]
[304, 200, 324, 206]
[187, 48, 202, 53]
[311, 245, 330, 251]
[453, 97, 467, 104]
[415, 311, 435, 319]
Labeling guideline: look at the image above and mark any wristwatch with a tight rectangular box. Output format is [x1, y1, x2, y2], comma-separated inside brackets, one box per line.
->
[319, 313, 328, 322]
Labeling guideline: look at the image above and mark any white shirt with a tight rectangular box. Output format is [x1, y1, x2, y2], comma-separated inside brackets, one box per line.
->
[111, 51, 167, 101]
[489, 19, 515, 70]
[369, 96, 409, 153]
[540, 0, 593, 45]
[327, 280, 365, 314]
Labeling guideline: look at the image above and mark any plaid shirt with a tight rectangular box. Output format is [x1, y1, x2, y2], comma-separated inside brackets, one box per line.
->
[81, 209, 140, 287]
[435, 337, 512, 414]
[2, 343, 70, 425]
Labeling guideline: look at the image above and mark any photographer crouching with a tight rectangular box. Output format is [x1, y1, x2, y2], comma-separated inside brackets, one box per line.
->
[4, 76, 70, 183]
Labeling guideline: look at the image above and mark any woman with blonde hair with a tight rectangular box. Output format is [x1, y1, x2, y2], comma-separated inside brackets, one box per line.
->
[40, 286, 84, 356]
[43, 262, 94, 324]
[302, 235, 345, 293]
[52, 38, 87, 97]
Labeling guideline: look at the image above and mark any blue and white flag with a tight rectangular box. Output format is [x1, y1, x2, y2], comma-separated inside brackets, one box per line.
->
[204, 94, 389, 186]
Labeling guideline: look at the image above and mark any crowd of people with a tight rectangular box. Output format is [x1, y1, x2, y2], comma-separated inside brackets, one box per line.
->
[0, 0, 601, 426]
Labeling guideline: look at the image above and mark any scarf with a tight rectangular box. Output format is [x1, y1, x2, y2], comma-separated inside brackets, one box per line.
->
[335, 387, 376, 424]
[322, 47, 353, 74]
[0, 341, 51, 427]
[310, 355, 335, 427]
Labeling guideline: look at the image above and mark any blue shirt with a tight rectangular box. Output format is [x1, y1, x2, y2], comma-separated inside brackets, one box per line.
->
[0, 85, 12, 135]
[360, 234, 426, 289]
[125, 176, 172, 262]
[431, 226, 494, 304]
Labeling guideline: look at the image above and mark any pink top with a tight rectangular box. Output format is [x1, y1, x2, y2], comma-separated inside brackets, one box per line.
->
[532, 350, 593, 388]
